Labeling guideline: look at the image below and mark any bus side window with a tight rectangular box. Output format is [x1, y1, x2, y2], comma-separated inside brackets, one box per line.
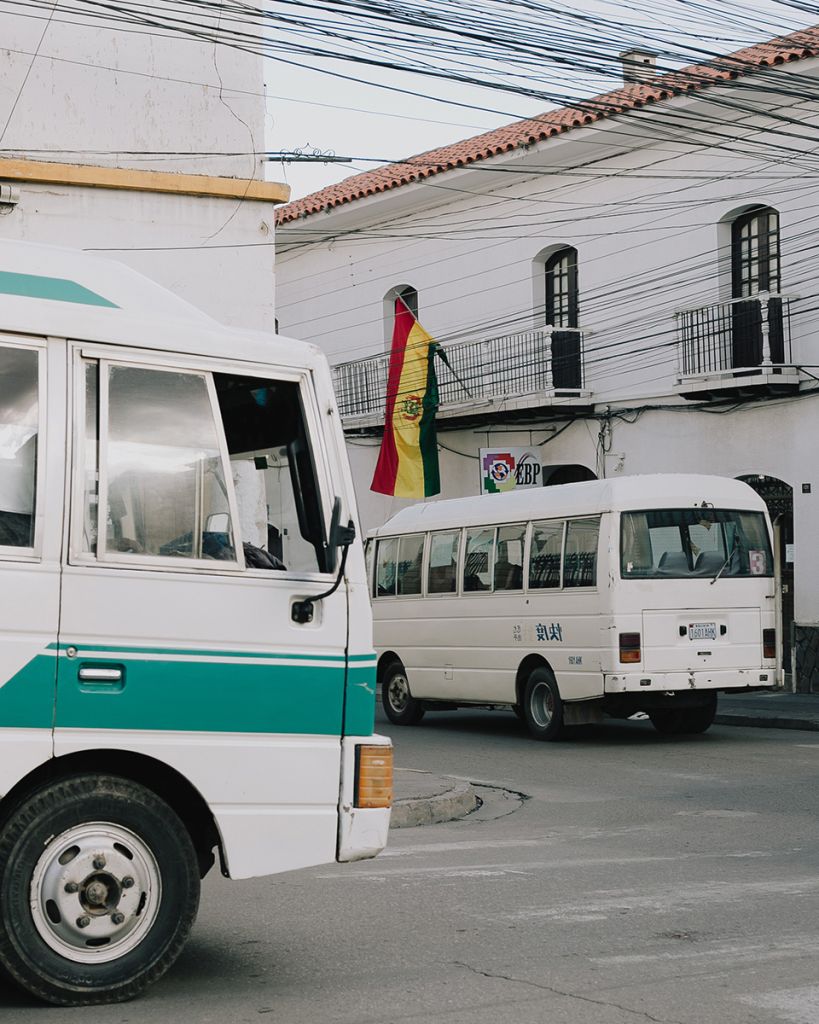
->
[375, 537, 398, 597]
[428, 531, 459, 594]
[495, 525, 525, 591]
[94, 363, 237, 563]
[464, 528, 494, 592]
[213, 374, 327, 573]
[529, 521, 563, 589]
[396, 535, 424, 596]
[0, 345, 38, 549]
[564, 518, 600, 588]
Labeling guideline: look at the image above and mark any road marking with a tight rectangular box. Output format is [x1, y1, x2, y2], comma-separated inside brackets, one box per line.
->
[739, 984, 819, 1023]
[316, 850, 772, 881]
[503, 876, 819, 922]
[596, 937, 819, 967]
[675, 809, 758, 818]
[382, 830, 650, 857]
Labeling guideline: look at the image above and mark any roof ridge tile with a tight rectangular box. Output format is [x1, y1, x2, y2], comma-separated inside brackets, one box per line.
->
[277, 24, 819, 225]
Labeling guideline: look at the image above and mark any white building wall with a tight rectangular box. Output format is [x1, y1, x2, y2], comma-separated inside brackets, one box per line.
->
[0, 8, 266, 177]
[0, 9, 279, 331]
[278, 69, 819, 394]
[277, 62, 819, 686]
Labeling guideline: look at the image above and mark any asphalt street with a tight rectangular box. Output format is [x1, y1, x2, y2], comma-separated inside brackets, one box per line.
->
[4, 707, 819, 1023]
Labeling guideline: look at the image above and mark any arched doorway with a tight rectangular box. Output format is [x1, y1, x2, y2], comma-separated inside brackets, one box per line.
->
[543, 464, 597, 486]
[738, 474, 793, 680]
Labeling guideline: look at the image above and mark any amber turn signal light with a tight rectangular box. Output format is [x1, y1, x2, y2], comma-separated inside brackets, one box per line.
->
[355, 744, 393, 809]
[619, 632, 641, 664]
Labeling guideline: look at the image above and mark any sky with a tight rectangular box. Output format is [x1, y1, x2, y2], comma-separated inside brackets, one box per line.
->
[264, 0, 819, 201]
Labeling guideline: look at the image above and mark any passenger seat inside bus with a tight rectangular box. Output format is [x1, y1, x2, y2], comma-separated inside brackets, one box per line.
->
[494, 541, 523, 590]
[657, 551, 690, 574]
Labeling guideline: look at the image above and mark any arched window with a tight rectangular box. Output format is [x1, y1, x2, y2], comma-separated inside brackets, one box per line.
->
[543, 248, 581, 389]
[396, 285, 418, 319]
[732, 206, 779, 298]
[383, 285, 419, 349]
[545, 247, 578, 328]
[730, 207, 782, 367]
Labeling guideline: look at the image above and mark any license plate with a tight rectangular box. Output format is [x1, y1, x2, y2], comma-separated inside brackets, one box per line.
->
[689, 622, 717, 641]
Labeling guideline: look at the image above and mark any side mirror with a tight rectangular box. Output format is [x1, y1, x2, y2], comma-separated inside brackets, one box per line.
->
[325, 496, 356, 573]
[292, 498, 357, 623]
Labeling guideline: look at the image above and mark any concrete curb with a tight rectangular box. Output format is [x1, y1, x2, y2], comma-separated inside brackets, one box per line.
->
[390, 774, 479, 829]
[715, 713, 819, 731]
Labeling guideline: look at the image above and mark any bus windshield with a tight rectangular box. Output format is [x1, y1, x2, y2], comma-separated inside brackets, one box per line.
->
[621, 507, 773, 579]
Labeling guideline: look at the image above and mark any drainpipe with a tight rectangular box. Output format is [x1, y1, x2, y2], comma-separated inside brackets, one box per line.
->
[773, 513, 785, 689]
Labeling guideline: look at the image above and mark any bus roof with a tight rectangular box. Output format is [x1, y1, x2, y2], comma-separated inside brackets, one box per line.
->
[369, 475, 768, 536]
[0, 239, 322, 371]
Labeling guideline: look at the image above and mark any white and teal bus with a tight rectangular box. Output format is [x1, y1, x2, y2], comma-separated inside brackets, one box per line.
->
[370, 475, 777, 740]
[0, 241, 391, 1006]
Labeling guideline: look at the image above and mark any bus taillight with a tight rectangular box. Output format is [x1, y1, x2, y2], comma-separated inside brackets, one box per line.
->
[355, 744, 394, 809]
[763, 629, 776, 660]
[619, 632, 641, 663]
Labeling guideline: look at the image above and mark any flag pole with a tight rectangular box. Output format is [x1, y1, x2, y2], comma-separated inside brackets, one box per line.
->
[434, 343, 472, 398]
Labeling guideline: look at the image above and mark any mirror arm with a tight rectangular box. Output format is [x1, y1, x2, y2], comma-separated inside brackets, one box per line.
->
[292, 531, 353, 624]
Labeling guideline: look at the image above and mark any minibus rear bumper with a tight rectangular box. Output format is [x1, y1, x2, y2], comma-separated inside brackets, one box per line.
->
[337, 734, 393, 862]
[604, 668, 775, 694]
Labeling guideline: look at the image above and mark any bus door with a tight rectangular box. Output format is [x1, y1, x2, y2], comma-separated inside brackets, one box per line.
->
[55, 351, 349, 876]
[0, 337, 62, 781]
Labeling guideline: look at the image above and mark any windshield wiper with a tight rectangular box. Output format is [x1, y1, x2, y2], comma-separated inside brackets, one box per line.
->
[710, 539, 739, 585]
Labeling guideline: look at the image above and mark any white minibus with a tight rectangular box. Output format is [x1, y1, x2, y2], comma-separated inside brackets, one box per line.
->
[370, 475, 776, 740]
[0, 241, 391, 1005]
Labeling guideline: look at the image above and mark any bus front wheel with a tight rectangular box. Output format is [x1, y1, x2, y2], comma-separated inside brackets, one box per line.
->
[381, 661, 425, 726]
[0, 774, 201, 1006]
[523, 668, 564, 741]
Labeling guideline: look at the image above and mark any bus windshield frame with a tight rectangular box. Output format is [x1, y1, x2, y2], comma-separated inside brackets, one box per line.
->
[620, 507, 773, 580]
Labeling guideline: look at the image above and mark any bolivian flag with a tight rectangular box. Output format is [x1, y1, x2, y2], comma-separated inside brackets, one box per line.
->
[371, 298, 441, 498]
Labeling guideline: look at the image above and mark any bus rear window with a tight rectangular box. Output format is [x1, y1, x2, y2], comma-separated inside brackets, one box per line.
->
[621, 508, 773, 579]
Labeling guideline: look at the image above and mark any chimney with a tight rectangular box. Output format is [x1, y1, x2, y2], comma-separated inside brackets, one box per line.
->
[620, 49, 657, 84]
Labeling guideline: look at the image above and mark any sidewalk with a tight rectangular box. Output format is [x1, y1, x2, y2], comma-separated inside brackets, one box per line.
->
[716, 690, 819, 732]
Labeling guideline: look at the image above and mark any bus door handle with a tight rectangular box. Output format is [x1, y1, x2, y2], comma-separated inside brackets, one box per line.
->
[77, 665, 125, 691]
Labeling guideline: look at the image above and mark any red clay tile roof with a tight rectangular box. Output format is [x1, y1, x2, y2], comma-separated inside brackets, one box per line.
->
[276, 25, 819, 224]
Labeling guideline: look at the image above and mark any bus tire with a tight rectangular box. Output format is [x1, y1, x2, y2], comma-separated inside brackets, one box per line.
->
[522, 667, 564, 741]
[381, 661, 425, 726]
[649, 694, 717, 735]
[0, 774, 200, 1006]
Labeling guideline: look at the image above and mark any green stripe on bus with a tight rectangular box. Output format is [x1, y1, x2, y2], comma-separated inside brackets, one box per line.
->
[2, 649, 377, 735]
[49, 642, 375, 664]
[344, 662, 377, 735]
[0, 655, 56, 728]
[0, 271, 118, 308]
[56, 657, 347, 734]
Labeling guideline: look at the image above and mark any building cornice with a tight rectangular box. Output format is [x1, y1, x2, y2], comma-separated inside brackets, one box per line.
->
[0, 158, 290, 203]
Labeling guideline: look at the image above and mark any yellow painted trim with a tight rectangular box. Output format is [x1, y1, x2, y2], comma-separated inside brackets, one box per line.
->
[0, 158, 290, 203]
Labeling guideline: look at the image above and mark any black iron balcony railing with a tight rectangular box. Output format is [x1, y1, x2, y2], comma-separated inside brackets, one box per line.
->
[676, 292, 793, 378]
[332, 327, 586, 419]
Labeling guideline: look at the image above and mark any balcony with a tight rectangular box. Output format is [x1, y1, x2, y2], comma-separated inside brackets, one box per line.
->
[675, 293, 801, 399]
[332, 327, 591, 428]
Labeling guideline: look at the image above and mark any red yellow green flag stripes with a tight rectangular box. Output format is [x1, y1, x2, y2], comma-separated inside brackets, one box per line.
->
[371, 298, 441, 498]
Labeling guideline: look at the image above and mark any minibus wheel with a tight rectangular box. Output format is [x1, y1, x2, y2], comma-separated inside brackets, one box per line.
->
[381, 660, 425, 725]
[523, 667, 564, 741]
[0, 774, 200, 1005]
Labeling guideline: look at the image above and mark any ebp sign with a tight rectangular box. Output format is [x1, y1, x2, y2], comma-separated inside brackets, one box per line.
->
[480, 448, 542, 494]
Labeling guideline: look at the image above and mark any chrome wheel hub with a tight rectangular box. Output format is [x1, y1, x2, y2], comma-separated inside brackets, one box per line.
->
[530, 682, 554, 729]
[30, 822, 161, 963]
[387, 673, 410, 713]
